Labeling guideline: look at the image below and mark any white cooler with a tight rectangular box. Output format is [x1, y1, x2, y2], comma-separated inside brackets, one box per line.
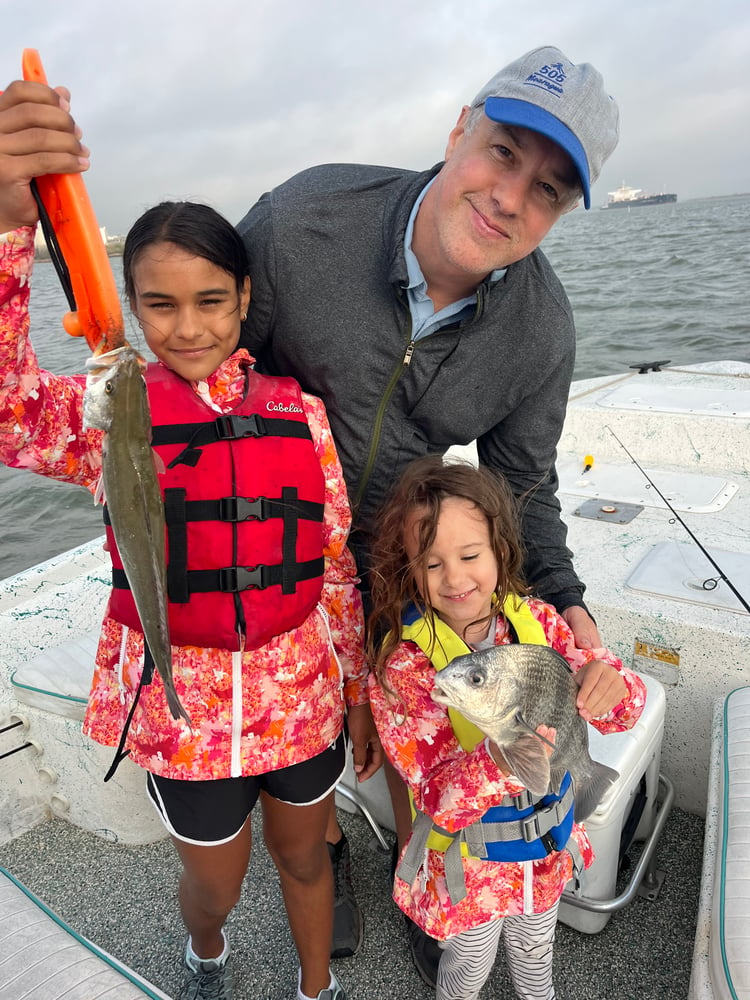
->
[558, 671, 668, 933]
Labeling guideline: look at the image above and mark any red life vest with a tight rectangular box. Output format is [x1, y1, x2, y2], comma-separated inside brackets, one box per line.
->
[106, 361, 326, 651]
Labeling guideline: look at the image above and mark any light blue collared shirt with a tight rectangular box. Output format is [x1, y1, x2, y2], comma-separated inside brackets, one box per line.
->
[403, 178, 506, 341]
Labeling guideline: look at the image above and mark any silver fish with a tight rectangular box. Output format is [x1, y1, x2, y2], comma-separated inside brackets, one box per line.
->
[83, 346, 191, 726]
[431, 643, 618, 821]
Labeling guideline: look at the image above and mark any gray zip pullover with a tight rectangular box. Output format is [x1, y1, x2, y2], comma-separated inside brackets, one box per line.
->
[238, 162, 586, 612]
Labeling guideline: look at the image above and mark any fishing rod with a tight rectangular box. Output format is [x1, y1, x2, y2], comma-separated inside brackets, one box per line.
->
[605, 426, 750, 614]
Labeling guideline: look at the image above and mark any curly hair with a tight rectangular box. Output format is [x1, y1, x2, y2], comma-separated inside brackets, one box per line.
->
[367, 455, 529, 688]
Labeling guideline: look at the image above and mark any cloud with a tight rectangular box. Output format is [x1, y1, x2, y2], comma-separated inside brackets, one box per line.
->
[3, 0, 748, 231]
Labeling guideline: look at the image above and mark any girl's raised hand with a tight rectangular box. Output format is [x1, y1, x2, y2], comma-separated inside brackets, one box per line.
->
[0, 80, 89, 232]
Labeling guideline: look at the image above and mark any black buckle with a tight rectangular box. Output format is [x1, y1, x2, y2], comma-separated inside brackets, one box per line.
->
[219, 496, 268, 522]
[215, 414, 264, 440]
[218, 565, 268, 591]
[540, 831, 557, 854]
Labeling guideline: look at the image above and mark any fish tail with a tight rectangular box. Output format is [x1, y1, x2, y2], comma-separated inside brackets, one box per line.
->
[573, 761, 619, 822]
[165, 684, 192, 729]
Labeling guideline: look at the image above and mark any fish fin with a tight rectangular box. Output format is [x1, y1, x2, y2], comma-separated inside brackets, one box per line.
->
[93, 474, 105, 506]
[502, 735, 551, 795]
[513, 711, 556, 752]
[550, 767, 568, 796]
[573, 762, 620, 822]
[152, 449, 166, 476]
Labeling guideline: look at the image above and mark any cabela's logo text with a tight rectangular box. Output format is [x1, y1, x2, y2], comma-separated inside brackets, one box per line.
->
[267, 401, 303, 413]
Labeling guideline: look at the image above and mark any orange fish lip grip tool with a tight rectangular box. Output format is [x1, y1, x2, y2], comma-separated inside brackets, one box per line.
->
[22, 48, 126, 355]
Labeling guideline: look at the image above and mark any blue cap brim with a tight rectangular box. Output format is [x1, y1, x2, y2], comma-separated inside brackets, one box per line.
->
[482, 97, 591, 208]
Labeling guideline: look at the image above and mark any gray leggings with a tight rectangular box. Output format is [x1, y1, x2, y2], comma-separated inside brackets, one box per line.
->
[436, 900, 559, 1000]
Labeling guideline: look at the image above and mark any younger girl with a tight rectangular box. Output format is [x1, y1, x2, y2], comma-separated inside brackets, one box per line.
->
[0, 197, 378, 1000]
[367, 456, 646, 1000]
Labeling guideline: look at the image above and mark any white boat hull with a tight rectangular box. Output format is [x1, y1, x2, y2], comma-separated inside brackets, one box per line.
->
[0, 542, 165, 846]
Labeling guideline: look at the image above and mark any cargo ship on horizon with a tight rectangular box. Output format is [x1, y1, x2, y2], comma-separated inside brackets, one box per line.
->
[602, 183, 678, 209]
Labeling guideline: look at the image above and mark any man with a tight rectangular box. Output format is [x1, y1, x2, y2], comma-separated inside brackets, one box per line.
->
[236, 45, 619, 986]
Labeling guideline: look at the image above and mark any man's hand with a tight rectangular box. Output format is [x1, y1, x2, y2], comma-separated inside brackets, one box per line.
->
[0, 80, 89, 233]
[346, 703, 384, 782]
[561, 605, 601, 650]
[574, 659, 627, 722]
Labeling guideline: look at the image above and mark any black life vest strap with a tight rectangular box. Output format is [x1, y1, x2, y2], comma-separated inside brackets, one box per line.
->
[164, 489, 190, 603]
[112, 557, 324, 595]
[103, 494, 324, 527]
[151, 413, 313, 468]
[103, 644, 155, 783]
[281, 486, 298, 595]
[105, 490, 325, 604]
[153, 413, 314, 446]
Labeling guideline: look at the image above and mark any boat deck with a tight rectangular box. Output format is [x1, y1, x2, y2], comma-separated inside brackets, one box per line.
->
[0, 803, 703, 1000]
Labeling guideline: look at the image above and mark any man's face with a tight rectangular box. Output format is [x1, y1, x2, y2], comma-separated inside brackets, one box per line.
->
[415, 109, 581, 287]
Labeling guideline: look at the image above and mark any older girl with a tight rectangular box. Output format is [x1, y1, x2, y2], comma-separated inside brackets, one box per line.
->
[0, 195, 379, 1000]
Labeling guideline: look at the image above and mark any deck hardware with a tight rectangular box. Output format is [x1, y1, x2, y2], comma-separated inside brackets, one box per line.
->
[629, 360, 672, 373]
[335, 783, 390, 853]
[0, 742, 33, 762]
[574, 499, 643, 524]
[0, 719, 24, 736]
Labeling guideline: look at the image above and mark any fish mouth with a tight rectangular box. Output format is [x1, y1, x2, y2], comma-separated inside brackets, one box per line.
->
[85, 345, 145, 375]
[431, 685, 451, 706]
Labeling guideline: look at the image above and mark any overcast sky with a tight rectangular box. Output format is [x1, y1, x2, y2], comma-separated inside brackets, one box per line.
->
[2, 0, 748, 235]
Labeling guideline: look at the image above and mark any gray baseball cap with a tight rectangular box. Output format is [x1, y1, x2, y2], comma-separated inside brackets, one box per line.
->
[470, 46, 619, 208]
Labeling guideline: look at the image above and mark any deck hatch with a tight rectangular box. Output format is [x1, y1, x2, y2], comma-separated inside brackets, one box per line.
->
[625, 541, 750, 615]
[557, 460, 738, 513]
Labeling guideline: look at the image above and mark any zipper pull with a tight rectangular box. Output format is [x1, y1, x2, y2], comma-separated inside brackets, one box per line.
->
[403, 341, 416, 366]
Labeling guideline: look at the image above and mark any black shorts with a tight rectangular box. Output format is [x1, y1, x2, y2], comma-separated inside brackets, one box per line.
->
[146, 733, 346, 845]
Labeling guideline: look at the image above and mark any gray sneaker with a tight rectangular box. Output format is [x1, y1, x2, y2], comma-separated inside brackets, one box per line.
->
[180, 951, 233, 1000]
[300, 969, 347, 1000]
[327, 835, 363, 958]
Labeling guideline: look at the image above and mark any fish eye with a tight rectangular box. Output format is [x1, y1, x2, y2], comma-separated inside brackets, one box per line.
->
[468, 668, 485, 687]
[104, 381, 114, 395]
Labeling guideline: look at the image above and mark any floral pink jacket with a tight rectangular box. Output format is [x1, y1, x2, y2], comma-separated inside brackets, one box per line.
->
[0, 227, 367, 779]
[368, 600, 647, 939]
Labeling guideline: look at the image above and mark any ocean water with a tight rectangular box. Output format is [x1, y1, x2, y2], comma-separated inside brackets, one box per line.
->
[1, 193, 748, 580]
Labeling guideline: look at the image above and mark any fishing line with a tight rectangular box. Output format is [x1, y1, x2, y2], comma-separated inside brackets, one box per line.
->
[605, 425, 750, 614]
[30, 179, 77, 312]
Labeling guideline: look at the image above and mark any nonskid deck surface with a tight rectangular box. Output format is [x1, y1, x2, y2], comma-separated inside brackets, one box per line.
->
[0, 805, 703, 1000]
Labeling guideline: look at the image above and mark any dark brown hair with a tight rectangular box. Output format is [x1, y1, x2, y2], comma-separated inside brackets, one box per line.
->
[123, 201, 249, 299]
[367, 455, 529, 686]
